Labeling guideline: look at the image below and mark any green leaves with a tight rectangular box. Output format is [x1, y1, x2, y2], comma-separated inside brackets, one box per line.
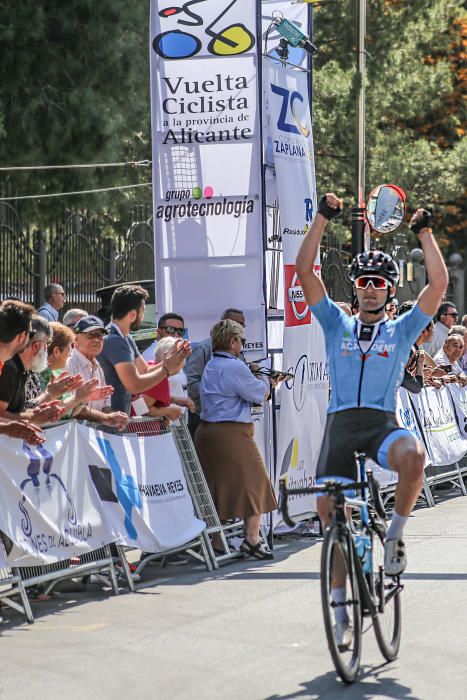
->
[313, 0, 466, 255]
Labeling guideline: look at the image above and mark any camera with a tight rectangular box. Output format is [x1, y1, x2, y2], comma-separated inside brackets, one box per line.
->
[249, 364, 294, 382]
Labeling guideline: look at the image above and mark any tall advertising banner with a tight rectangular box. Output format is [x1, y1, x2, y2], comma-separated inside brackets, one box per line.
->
[150, 0, 266, 355]
[264, 63, 328, 521]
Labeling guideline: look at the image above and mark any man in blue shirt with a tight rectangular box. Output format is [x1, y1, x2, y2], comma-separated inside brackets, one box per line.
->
[98, 285, 191, 414]
[37, 283, 66, 322]
[296, 195, 448, 582]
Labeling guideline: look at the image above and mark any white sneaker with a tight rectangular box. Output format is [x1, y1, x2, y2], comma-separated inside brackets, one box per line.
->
[384, 539, 406, 576]
[334, 620, 353, 651]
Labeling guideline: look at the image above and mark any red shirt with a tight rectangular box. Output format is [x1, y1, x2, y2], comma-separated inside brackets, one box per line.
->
[130, 362, 170, 416]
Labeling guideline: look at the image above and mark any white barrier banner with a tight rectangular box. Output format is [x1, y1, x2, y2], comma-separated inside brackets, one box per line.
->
[447, 384, 467, 439]
[0, 423, 115, 566]
[85, 425, 205, 552]
[397, 388, 430, 467]
[265, 63, 328, 520]
[150, 0, 266, 356]
[409, 386, 467, 466]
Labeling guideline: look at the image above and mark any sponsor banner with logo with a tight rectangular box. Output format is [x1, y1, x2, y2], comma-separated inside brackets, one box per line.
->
[408, 386, 467, 467]
[0, 423, 205, 566]
[0, 423, 115, 566]
[150, 0, 266, 357]
[84, 424, 205, 552]
[447, 384, 467, 439]
[264, 62, 328, 521]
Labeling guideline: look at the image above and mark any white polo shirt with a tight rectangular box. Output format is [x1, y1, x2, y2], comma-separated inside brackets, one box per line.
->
[66, 348, 111, 412]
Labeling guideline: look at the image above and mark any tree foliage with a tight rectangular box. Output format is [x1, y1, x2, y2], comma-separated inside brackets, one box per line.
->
[0, 1, 151, 230]
[312, 0, 466, 256]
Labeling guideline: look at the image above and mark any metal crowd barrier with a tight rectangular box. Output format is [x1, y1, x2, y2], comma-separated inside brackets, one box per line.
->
[0, 536, 34, 624]
[0, 415, 265, 625]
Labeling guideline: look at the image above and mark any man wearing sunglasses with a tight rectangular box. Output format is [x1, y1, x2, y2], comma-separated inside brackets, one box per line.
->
[296, 195, 448, 588]
[423, 301, 459, 359]
[141, 312, 186, 362]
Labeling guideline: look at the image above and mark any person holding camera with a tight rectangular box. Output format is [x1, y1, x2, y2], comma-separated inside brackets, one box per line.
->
[194, 319, 280, 560]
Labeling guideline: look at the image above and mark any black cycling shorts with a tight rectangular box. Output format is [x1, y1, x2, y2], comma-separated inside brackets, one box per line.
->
[316, 408, 409, 480]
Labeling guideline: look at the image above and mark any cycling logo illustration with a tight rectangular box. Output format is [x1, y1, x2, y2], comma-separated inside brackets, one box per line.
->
[153, 0, 256, 60]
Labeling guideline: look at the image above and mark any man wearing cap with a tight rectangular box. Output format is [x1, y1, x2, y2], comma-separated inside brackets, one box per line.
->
[66, 315, 115, 413]
[65, 315, 128, 430]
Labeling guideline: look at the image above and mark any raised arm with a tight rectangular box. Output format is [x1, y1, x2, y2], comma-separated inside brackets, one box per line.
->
[411, 209, 449, 317]
[295, 193, 343, 307]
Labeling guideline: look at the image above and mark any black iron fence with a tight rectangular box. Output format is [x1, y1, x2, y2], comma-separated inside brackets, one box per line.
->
[0, 203, 154, 314]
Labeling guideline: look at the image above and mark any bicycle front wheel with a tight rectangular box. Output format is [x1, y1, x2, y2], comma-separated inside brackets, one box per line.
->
[321, 525, 362, 684]
[372, 525, 402, 660]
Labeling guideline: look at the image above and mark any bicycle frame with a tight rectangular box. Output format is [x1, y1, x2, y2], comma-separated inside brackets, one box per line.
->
[278, 453, 403, 616]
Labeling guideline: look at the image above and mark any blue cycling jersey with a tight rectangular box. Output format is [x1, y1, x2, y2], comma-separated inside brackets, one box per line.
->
[310, 295, 432, 414]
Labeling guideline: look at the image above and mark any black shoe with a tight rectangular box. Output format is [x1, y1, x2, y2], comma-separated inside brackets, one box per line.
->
[240, 539, 273, 560]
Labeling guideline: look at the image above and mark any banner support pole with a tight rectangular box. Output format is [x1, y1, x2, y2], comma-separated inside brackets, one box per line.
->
[352, 0, 366, 256]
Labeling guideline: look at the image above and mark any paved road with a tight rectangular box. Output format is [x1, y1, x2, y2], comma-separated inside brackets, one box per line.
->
[1, 494, 466, 700]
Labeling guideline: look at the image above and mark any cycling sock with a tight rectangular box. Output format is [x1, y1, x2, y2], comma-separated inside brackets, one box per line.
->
[386, 511, 408, 541]
[332, 586, 349, 624]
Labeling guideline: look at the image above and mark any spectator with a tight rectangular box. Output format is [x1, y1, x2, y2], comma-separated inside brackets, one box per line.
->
[98, 285, 190, 414]
[433, 334, 467, 384]
[0, 315, 63, 426]
[25, 322, 82, 408]
[133, 337, 190, 422]
[185, 307, 246, 438]
[66, 315, 128, 429]
[0, 301, 44, 444]
[386, 298, 399, 320]
[63, 308, 88, 329]
[423, 301, 459, 357]
[141, 312, 186, 362]
[0, 300, 35, 370]
[397, 301, 426, 393]
[194, 320, 279, 560]
[41, 318, 126, 429]
[448, 325, 467, 371]
[462, 314, 467, 328]
[37, 283, 66, 322]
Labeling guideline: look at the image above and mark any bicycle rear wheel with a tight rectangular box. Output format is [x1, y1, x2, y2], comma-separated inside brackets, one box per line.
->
[321, 525, 362, 684]
[371, 524, 402, 660]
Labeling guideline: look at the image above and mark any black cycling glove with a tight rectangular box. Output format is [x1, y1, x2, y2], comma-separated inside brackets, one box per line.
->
[318, 195, 342, 221]
[410, 209, 432, 235]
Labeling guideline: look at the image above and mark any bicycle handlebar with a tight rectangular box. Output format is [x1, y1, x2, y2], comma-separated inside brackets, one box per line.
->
[278, 478, 369, 527]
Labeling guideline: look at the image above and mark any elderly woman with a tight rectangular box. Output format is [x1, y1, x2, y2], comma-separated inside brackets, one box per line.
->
[195, 319, 279, 560]
[433, 333, 467, 385]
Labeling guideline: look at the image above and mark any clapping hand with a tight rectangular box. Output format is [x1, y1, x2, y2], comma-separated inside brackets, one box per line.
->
[47, 371, 84, 399]
[1, 420, 45, 445]
[31, 401, 65, 425]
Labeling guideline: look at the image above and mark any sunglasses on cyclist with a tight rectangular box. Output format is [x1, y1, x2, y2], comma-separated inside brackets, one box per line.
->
[160, 325, 186, 337]
[354, 275, 391, 290]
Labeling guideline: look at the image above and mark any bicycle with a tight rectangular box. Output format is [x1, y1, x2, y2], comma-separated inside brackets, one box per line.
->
[278, 453, 403, 684]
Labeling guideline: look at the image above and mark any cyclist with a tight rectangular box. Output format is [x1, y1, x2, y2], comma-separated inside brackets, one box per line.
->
[296, 194, 448, 642]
